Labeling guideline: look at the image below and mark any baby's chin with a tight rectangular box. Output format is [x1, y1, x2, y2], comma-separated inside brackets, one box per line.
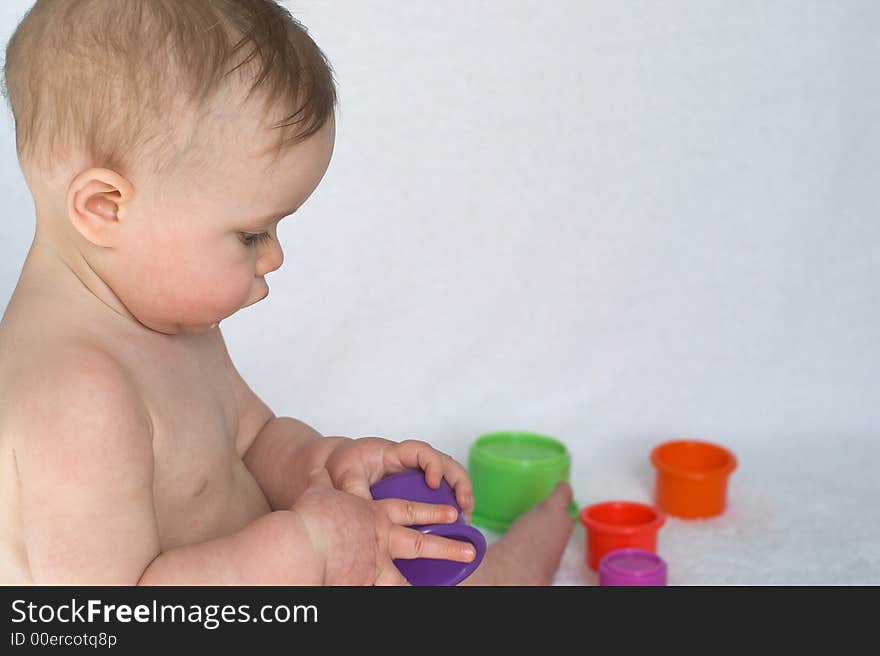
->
[180, 321, 221, 334]
[241, 286, 269, 309]
[174, 292, 267, 332]
[184, 294, 266, 331]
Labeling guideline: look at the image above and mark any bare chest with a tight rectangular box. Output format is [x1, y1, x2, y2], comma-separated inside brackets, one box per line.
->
[120, 334, 271, 550]
[0, 265, 272, 581]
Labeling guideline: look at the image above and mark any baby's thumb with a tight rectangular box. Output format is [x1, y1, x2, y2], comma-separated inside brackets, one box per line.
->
[336, 470, 373, 501]
[307, 467, 334, 489]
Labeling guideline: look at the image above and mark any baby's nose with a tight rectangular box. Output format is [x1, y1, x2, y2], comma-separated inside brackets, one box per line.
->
[257, 244, 284, 275]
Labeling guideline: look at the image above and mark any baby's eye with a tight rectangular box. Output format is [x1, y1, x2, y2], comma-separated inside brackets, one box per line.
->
[239, 231, 273, 248]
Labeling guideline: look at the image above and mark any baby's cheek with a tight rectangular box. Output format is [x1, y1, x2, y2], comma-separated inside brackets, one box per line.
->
[180, 259, 250, 314]
[116, 252, 187, 321]
[206, 272, 251, 312]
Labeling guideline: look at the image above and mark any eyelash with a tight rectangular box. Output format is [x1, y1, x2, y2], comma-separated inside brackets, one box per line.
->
[239, 231, 274, 248]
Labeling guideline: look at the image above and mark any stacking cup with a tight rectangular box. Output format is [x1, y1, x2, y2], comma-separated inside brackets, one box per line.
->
[651, 439, 737, 518]
[370, 470, 486, 586]
[468, 431, 578, 532]
[598, 548, 668, 586]
[579, 501, 665, 571]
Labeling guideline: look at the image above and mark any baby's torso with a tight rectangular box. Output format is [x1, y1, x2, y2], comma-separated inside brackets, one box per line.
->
[0, 274, 271, 583]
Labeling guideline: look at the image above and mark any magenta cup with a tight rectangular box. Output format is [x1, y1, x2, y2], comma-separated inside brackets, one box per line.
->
[370, 470, 487, 586]
[598, 548, 668, 586]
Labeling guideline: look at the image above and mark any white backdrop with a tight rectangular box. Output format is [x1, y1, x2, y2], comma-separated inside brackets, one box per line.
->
[2, 1, 878, 584]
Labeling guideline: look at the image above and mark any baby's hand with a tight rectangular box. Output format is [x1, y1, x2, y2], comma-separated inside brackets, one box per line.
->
[324, 437, 475, 521]
[294, 468, 476, 585]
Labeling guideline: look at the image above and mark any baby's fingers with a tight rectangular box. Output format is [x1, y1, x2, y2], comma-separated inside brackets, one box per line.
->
[389, 439, 446, 488]
[439, 461, 475, 521]
[376, 498, 459, 527]
[389, 526, 477, 564]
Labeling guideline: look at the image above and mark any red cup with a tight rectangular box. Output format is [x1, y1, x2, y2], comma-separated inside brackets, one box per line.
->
[579, 501, 665, 571]
[651, 439, 737, 518]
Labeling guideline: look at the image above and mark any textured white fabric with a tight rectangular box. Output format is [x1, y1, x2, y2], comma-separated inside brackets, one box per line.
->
[1, 1, 877, 584]
[496, 433, 880, 585]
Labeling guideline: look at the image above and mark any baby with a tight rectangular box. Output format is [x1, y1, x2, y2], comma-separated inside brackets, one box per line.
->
[0, 0, 573, 585]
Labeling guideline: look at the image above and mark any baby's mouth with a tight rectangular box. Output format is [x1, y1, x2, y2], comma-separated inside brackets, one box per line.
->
[242, 287, 269, 309]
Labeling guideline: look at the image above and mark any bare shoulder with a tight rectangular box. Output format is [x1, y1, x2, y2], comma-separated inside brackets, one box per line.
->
[5, 339, 153, 446]
[3, 341, 155, 484]
[4, 340, 160, 583]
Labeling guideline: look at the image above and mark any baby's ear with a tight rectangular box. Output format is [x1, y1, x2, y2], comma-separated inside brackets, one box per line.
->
[67, 168, 134, 247]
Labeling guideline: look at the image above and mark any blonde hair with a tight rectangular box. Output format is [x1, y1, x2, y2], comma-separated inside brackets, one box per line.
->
[1, 0, 338, 184]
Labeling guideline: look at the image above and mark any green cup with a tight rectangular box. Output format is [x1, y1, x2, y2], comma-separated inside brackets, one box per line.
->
[468, 431, 578, 532]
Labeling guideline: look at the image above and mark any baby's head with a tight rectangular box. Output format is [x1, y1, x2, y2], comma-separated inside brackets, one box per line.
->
[2, 0, 337, 333]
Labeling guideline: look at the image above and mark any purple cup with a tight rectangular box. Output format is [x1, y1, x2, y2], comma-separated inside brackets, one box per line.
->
[370, 470, 487, 586]
[598, 548, 668, 586]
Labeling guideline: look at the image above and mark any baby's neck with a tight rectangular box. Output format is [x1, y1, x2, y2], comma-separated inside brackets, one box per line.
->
[15, 237, 145, 335]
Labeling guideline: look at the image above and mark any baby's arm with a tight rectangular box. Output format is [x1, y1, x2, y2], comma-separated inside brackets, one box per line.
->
[14, 348, 324, 585]
[139, 509, 324, 585]
[243, 415, 347, 510]
[245, 418, 475, 518]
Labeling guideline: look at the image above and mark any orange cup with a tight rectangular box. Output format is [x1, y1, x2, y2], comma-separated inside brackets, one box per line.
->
[651, 439, 737, 518]
[579, 501, 666, 571]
